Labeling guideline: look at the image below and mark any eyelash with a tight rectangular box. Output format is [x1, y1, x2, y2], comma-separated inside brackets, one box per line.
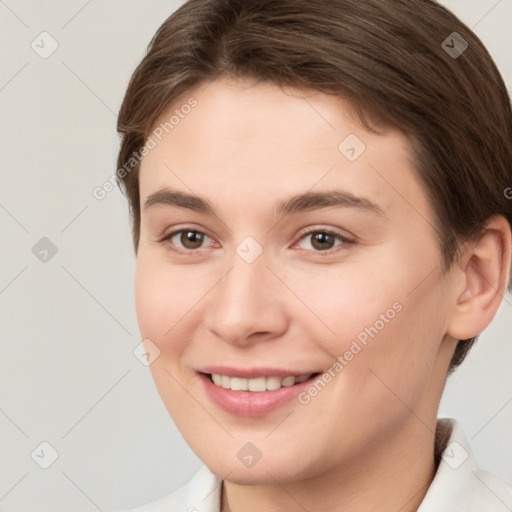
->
[157, 226, 354, 256]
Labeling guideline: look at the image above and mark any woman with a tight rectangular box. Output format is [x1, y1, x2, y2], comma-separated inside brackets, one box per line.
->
[116, 0, 512, 510]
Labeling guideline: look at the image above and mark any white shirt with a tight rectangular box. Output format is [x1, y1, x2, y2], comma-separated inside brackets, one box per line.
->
[127, 418, 512, 511]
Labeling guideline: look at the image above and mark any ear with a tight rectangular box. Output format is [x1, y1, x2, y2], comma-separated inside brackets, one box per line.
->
[447, 215, 512, 341]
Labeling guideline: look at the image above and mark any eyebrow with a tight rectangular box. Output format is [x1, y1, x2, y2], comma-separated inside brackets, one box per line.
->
[143, 188, 386, 218]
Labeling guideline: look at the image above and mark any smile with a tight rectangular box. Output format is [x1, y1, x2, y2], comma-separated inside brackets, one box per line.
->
[209, 373, 313, 391]
[198, 369, 322, 416]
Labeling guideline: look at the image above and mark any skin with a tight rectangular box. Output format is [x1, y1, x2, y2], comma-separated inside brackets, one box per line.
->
[134, 76, 511, 512]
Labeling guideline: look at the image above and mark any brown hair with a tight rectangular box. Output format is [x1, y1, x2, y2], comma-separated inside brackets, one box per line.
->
[116, 0, 512, 372]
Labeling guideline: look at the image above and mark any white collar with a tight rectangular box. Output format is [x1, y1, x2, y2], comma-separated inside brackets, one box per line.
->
[418, 417, 512, 510]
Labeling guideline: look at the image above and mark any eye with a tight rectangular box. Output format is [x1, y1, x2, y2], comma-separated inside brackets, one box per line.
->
[158, 226, 353, 255]
[295, 228, 352, 253]
[158, 228, 215, 253]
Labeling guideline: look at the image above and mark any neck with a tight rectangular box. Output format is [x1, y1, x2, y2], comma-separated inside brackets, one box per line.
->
[221, 418, 438, 512]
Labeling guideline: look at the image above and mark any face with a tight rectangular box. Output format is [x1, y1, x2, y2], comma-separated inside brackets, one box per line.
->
[135, 76, 457, 484]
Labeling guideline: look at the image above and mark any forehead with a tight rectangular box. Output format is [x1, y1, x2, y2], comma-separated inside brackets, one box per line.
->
[148, 77, 392, 152]
[138, 76, 432, 227]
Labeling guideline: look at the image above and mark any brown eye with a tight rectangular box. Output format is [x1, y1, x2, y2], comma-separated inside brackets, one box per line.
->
[310, 232, 337, 251]
[296, 229, 352, 254]
[179, 230, 205, 249]
[160, 228, 214, 253]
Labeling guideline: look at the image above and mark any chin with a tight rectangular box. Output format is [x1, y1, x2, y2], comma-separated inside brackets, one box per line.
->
[210, 464, 293, 485]
[202, 451, 316, 486]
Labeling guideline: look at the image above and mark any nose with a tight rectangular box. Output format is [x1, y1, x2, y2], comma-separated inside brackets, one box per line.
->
[204, 247, 289, 347]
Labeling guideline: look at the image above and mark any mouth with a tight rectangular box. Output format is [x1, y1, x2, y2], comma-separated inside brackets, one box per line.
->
[197, 370, 322, 416]
[206, 372, 321, 391]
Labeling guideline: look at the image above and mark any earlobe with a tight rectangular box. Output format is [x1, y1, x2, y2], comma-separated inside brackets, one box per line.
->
[447, 215, 511, 341]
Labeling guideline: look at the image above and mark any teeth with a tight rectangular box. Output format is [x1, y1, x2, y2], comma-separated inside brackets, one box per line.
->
[221, 375, 231, 389]
[210, 373, 313, 391]
[282, 376, 295, 387]
[295, 374, 310, 384]
[266, 376, 282, 390]
[248, 377, 266, 392]
[231, 377, 249, 391]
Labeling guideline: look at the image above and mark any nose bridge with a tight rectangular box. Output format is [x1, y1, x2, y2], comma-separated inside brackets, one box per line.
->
[205, 242, 287, 344]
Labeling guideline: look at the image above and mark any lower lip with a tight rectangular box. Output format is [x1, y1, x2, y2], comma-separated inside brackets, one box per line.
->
[199, 373, 318, 417]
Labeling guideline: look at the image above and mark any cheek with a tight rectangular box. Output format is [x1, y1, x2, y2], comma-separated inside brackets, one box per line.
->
[336, 275, 448, 424]
[134, 253, 201, 419]
[303, 252, 445, 394]
[134, 250, 204, 343]
[134, 253, 190, 372]
[285, 259, 401, 347]
[135, 254, 166, 339]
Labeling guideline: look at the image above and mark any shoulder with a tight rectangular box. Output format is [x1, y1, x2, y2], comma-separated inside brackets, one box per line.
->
[125, 465, 222, 512]
[419, 417, 512, 511]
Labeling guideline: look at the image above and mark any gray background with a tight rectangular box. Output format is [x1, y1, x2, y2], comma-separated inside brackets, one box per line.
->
[0, 1, 511, 510]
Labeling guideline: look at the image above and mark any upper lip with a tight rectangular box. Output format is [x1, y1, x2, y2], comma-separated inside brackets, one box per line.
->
[198, 366, 321, 379]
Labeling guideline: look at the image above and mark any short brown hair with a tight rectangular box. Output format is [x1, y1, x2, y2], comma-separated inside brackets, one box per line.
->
[116, 0, 512, 372]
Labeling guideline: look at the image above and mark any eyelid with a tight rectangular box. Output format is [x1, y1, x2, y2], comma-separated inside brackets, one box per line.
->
[295, 225, 355, 242]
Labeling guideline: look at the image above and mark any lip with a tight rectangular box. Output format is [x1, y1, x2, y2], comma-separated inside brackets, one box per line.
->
[198, 367, 321, 417]
[198, 365, 317, 379]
